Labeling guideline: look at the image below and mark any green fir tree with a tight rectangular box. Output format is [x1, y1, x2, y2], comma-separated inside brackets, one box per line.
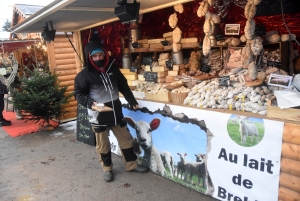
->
[10, 68, 73, 128]
[2, 19, 11, 31]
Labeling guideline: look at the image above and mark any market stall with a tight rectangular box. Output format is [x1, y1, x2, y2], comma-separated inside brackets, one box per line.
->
[9, 0, 300, 200]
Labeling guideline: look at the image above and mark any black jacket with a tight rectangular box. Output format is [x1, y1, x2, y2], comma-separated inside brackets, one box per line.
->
[0, 81, 8, 95]
[74, 41, 137, 127]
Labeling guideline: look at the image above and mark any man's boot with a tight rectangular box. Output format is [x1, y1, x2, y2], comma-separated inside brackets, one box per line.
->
[104, 171, 113, 182]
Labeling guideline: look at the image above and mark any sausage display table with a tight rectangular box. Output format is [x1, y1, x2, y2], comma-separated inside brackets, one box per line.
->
[76, 97, 300, 201]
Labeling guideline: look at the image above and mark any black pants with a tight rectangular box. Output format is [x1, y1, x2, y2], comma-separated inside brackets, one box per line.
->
[0, 94, 4, 120]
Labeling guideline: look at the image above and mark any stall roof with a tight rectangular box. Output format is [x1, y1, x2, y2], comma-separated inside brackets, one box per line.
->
[0, 39, 38, 53]
[10, 0, 193, 33]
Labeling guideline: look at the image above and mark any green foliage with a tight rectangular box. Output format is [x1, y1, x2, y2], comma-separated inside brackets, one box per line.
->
[2, 19, 11, 32]
[10, 68, 73, 127]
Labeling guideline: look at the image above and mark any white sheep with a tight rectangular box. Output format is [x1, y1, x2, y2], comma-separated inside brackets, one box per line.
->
[125, 117, 165, 176]
[183, 154, 207, 188]
[236, 116, 259, 144]
[160, 151, 174, 178]
[177, 153, 187, 180]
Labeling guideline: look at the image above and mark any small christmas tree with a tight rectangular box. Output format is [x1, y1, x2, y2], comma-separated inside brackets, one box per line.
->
[10, 68, 73, 128]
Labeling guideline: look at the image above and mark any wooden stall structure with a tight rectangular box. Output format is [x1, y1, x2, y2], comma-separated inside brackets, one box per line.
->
[46, 32, 83, 122]
[279, 123, 300, 200]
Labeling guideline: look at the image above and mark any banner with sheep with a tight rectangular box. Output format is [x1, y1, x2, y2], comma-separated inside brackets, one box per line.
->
[108, 98, 283, 201]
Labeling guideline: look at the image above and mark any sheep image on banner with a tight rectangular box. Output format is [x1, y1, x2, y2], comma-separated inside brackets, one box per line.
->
[112, 98, 283, 201]
[228, 115, 264, 147]
[121, 105, 215, 196]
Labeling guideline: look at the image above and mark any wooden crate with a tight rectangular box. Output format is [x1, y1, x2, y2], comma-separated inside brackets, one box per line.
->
[145, 92, 171, 102]
[267, 101, 300, 122]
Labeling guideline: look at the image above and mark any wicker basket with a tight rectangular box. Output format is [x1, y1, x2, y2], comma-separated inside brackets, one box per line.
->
[170, 92, 189, 104]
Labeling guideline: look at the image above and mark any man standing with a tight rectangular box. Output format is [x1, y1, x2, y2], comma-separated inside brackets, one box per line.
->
[74, 40, 147, 182]
[0, 80, 11, 126]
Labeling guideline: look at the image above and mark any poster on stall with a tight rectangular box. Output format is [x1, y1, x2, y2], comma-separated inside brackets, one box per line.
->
[108, 98, 283, 201]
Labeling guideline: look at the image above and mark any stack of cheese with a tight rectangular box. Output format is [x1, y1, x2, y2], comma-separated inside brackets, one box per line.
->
[166, 64, 185, 83]
[120, 68, 139, 87]
[147, 38, 165, 51]
[180, 38, 199, 48]
[136, 39, 150, 50]
[163, 31, 173, 44]
[151, 53, 171, 83]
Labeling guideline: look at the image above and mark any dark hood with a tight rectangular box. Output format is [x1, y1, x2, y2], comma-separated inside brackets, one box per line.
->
[84, 40, 110, 71]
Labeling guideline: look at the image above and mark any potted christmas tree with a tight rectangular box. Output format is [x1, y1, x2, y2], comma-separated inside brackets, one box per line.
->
[10, 67, 73, 130]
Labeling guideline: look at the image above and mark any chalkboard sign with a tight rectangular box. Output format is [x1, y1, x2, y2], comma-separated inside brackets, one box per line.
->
[267, 61, 282, 68]
[165, 60, 173, 70]
[161, 40, 170, 46]
[132, 42, 139, 48]
[214, 34, 225, 41]
[256, 0, 300, 16]
[143, 57, 153, 65]
[201, 64, 211, 73]
[219, 76, 230, 87]
[254, 24, 266, 36]
[76, 104, 95, 146]
[130, 66, 138, 72]
[144, 72, 158, 82]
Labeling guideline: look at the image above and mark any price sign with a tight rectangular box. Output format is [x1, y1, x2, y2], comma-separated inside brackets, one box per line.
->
[165, 60, 173, 70]
[132, 42, 139, 48]
[130, 66, 138, 72]
[215, 34, 225, 41]
[143, 57, 153, 65]
[219, 76, 230, 87]
[161, 40, 170, 46]
[76, 104, 95, 146]
[144, 72, 158, 82]
[267, 61, 282, 68]
[201, 64, 211, 73]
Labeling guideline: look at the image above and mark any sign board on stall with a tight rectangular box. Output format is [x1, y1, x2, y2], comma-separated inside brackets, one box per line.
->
[143, 57, 153, 65]
[215, 34, 225, 41]
[130, 65, 138, 72]
[144, 71, 157, 82]
[161, 40, 170, 46]
[76, 104, 95, 146]
[267, 61, 282, 68]
[165, 60, 173, 70]
[201, 64, 211, 73]
[132, 42, 139, 48]
[219, 76, 230, 86]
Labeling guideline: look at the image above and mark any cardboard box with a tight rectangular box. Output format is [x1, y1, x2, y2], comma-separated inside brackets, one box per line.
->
[267, 101, 300, 122]
[145, 91, 171, 102]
